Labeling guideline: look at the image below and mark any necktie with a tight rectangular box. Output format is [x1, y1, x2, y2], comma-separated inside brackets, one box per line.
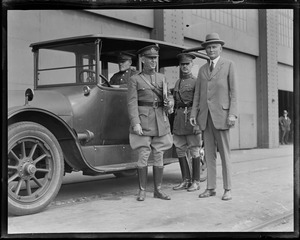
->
[210, 61, 214, 72]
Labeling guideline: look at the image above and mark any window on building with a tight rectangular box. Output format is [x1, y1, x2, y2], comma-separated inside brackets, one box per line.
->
[277, 9, 293, 48]
[192, 9, 247, 32]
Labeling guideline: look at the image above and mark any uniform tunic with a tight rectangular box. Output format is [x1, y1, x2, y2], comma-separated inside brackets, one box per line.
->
[173, 73, 201, 158]
[127, 71, 173, 167]
[127, 72, 172, 137]
[110, 68, 138, 86]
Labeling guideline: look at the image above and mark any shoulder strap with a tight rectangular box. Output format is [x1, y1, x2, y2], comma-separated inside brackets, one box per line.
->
[139, 73, 163, 100]
[177, 79, 186, 104]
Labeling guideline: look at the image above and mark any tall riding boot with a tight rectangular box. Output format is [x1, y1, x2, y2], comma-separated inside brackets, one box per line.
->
[187, 157, 201, 192]
[153, 166, 171, 200]
[173, 157, 191, 190]
[137, 166, 148, 201]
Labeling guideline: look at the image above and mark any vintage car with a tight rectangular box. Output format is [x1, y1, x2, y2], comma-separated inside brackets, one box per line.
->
[7, 34, 209, 216]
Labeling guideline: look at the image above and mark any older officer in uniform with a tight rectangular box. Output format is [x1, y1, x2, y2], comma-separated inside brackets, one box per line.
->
[190, 33, 238, 201]
[110, 52, 138, 87]
[127, 45, 174, 201]
[173, 53, 202, 192]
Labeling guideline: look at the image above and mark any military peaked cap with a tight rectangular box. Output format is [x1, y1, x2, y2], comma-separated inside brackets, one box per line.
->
[177, 53, 196, 63]
[138, 45, 159, 57]
[117, 52, 135, 62]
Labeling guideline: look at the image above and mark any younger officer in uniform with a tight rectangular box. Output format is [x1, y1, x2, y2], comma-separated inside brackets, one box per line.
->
[173, 53, 202, 192]
[127, 45, 174, 201]
[110, 52, 138, 87]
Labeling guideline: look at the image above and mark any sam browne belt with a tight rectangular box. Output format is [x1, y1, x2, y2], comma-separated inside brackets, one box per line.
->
[176, 102, 193, 109]
[138, 101, 163, 108]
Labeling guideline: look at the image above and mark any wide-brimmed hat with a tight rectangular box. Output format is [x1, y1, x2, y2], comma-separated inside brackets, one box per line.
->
[201, 33, 225, 47]
[283, 110, 288, 114]
[117, 51, 135, 62]
[177, 53, 196, 64]
[138, 45, 159, 57]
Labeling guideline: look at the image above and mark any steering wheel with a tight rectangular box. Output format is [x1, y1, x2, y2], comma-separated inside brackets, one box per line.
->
[79, 69, 96, 83]
[79, 70, 111, 87]
[99, 73, 111, 87]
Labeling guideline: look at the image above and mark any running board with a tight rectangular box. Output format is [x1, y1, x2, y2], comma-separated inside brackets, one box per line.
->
[93, 162, 138, 174]
[83, 157, 178, 175]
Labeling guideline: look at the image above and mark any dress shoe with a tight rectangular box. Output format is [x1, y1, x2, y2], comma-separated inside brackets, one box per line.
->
[198, 189, 216, 198]
[187, 180, 200, 192]
[154, 190, 171, 200]
[173, 179, 191, 190]
[222, 190, 232, 201]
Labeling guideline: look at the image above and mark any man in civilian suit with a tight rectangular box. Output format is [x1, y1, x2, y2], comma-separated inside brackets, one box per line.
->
[190, 33, 238, 201]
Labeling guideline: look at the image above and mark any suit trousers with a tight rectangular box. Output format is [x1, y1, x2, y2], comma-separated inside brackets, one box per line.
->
[129, 133, 173, 167]
[203, 111, 232, 190]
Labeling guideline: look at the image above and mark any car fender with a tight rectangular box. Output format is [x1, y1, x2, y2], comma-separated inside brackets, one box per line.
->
[8, 106, 99, 174]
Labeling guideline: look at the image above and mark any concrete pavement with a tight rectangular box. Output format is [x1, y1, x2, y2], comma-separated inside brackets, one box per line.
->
[7, 144, 296, 235]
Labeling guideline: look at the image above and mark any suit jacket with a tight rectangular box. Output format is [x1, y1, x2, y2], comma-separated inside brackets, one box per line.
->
[191, 57, 238, 130]
[279, 116, 291, 131]
[127, 72, 171, 137]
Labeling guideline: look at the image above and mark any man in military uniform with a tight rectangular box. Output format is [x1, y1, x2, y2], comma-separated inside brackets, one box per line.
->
[127, 45, 174, 201]
[172, 53, 202, 192]
[110, 52, 138, 87]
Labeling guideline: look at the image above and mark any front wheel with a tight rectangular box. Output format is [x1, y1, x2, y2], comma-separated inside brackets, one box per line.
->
[8, 122, 64, 215]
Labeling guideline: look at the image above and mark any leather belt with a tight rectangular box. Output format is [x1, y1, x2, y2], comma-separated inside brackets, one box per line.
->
[176, 102, 193, 109]
[138, 101, 163, 108]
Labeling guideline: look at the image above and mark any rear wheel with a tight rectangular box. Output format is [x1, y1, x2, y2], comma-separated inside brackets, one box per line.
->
[8, 122, 64, 215]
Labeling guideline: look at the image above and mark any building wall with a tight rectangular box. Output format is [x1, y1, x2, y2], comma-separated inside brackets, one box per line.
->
[7, 10, 151, 90]
[6, 9, 294, 150]
[182, 9, 259, 149]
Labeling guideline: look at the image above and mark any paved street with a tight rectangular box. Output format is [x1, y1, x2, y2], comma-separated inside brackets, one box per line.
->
[7, 144, 295, 235]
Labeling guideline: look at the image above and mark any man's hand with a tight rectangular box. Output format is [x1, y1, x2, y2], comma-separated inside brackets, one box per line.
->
[190, 117, 197, 127]
[227, 114, 237, 128]
[164, 98, 174, 114]
[193, 125, 201, 135]
[133, 124, 143, 135]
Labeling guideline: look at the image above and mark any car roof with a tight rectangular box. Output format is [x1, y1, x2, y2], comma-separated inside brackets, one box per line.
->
[30, 34, 209, 66]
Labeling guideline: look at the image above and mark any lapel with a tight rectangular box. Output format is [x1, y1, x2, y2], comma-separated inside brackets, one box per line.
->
[206, 57, 224, 80]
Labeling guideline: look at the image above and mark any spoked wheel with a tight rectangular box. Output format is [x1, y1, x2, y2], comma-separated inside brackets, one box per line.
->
[8, 122, 64, 216]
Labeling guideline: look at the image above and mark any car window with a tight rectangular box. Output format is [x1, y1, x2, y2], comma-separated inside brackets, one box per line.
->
[38, 49, 76, 85]
[107, 62, 119, 80]
[37, 42, 96, 86]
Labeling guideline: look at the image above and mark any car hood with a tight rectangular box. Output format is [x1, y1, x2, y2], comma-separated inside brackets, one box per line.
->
[8, 89, 73, 117]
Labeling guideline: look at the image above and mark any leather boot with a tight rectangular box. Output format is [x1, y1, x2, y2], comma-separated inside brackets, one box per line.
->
[153, 166, 171, 200]
[173, 157, 191, 190]
[187, 157, 201, 192]
[137, 166, 148, 201]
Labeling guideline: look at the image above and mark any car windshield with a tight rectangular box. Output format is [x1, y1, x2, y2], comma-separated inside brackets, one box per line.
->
[37, 42, 97, 86]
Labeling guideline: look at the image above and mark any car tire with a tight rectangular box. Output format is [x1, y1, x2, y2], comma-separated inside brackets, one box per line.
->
[113, 169, 137, 178]
[8, 121, 64, 216]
